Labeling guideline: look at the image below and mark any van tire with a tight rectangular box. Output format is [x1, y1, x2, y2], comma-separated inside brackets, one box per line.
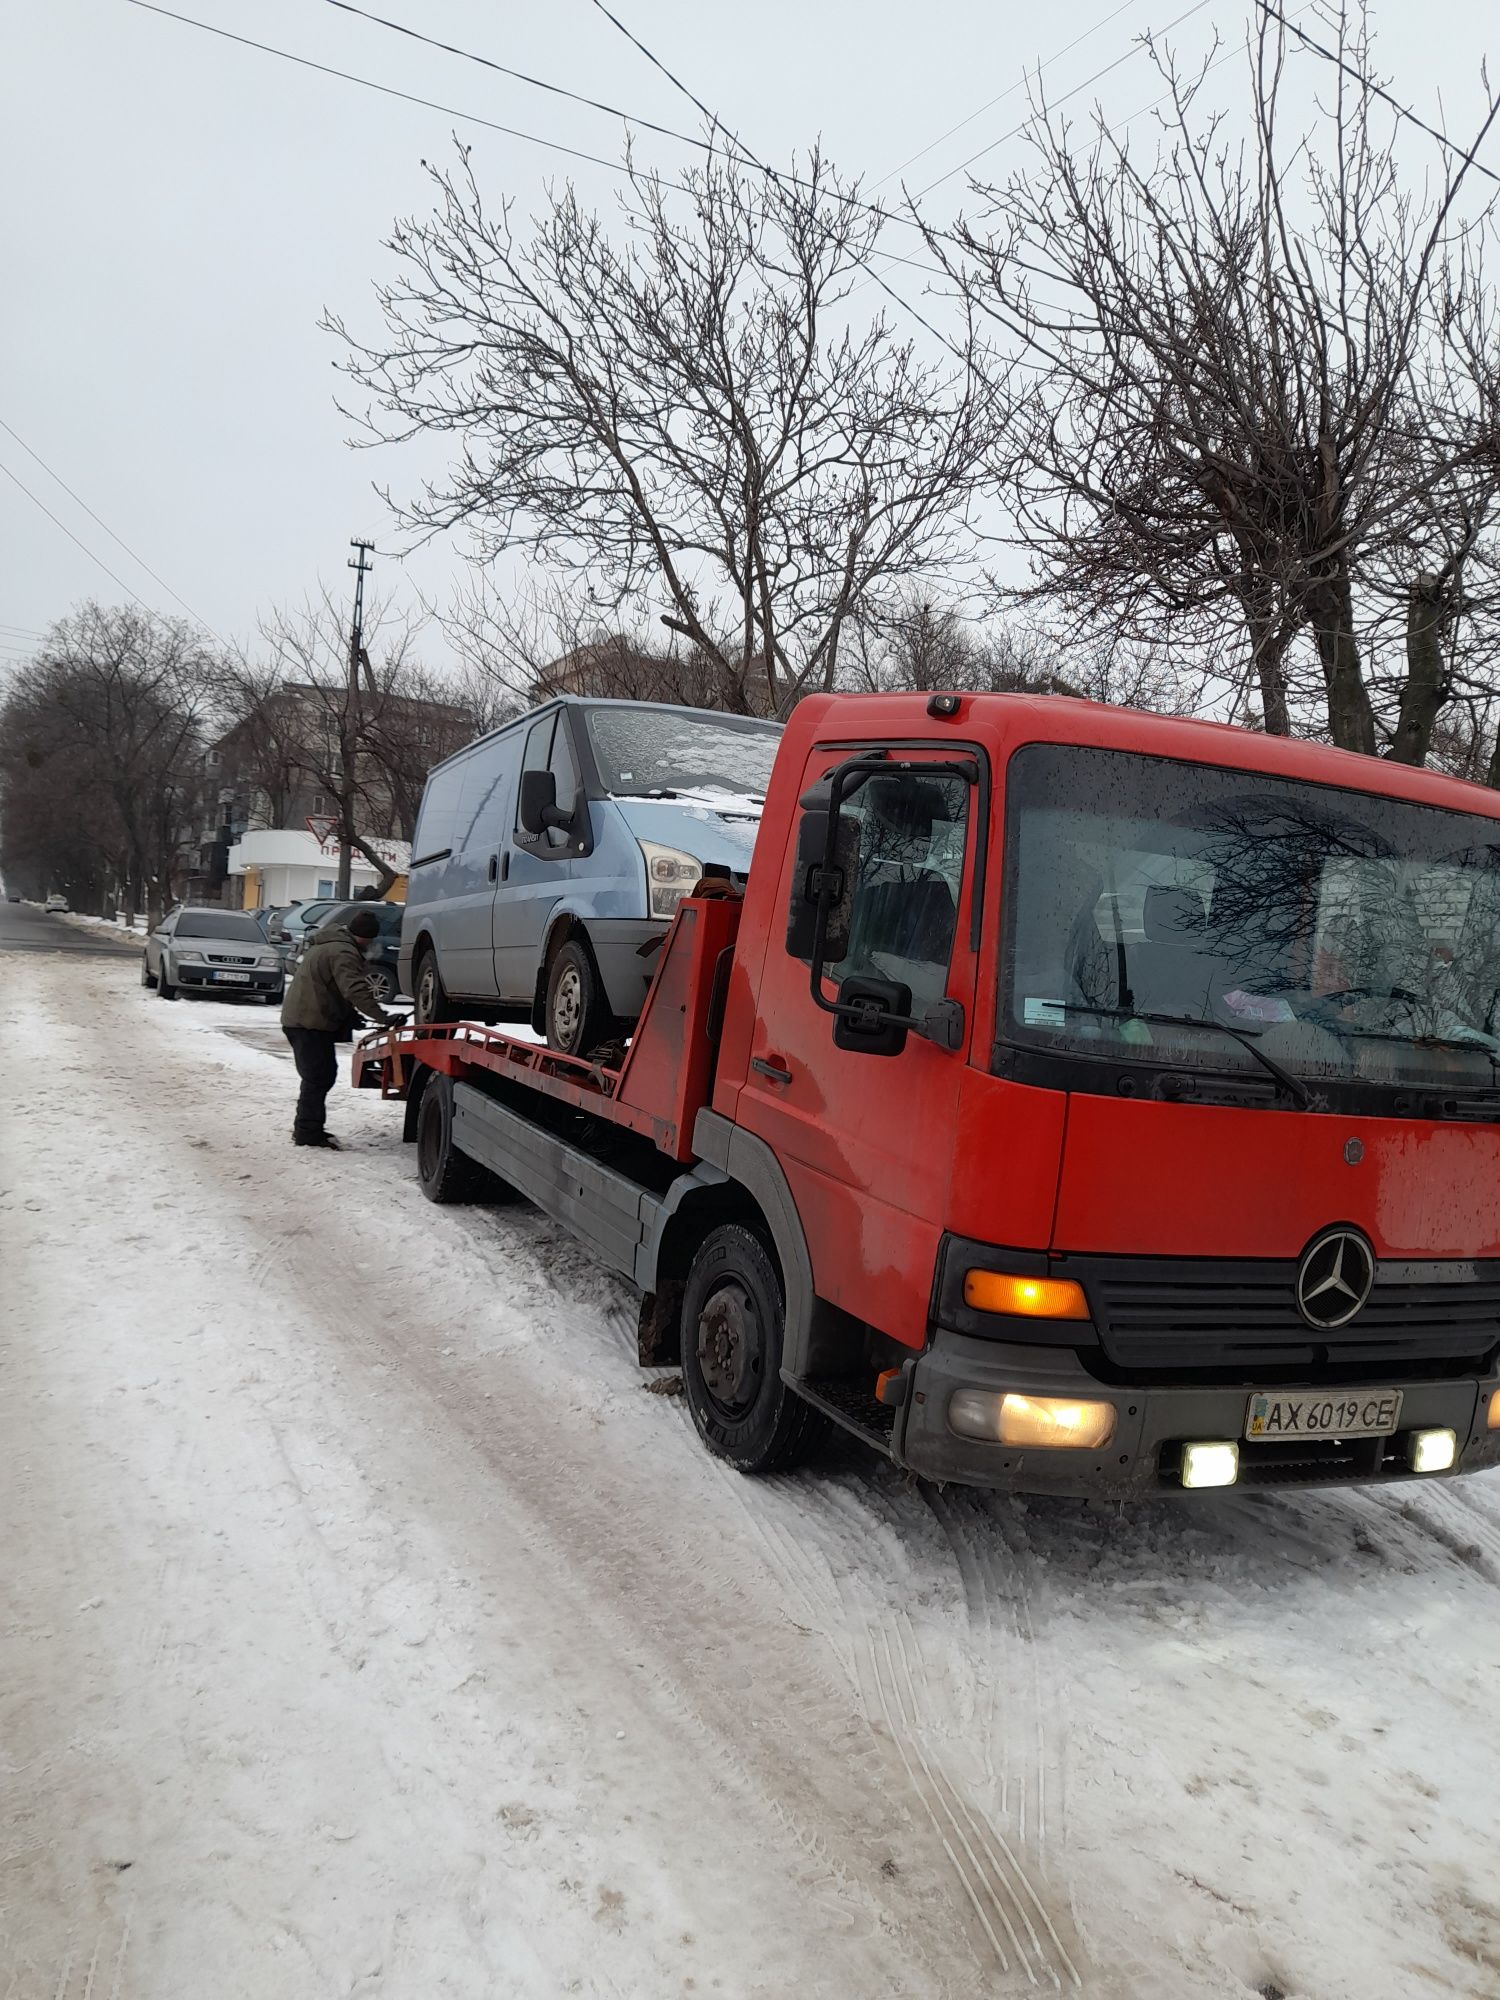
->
[413, 947, 452, 1027]
[544, 936, 617, 1056]
[680, 1224, 828, 1473]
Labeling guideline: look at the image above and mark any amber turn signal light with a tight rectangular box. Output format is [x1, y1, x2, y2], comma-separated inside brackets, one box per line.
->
[1488, 1390, 1500, 1432]
[962, 1270, 1089, 1320]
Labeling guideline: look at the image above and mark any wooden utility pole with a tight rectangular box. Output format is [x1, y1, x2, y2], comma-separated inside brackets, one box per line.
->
[339, 539, 375, 896]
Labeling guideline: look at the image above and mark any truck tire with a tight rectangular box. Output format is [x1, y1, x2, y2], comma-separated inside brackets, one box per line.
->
[413, 947, 452, 1027]
[545, 936, 617, 1056]
[680, 1223, 828, 1473]
[415, 1072, 515, 1205]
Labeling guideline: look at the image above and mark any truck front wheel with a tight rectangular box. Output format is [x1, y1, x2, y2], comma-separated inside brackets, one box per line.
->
[680, 1224, 827, 1473]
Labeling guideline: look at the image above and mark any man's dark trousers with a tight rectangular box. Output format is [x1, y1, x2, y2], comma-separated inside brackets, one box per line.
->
[284, 1027, 339, 1141]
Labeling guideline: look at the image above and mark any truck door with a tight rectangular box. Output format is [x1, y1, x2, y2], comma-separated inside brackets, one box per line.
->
[737, 743, 981, 1351]
[492, 710, 581, 1002]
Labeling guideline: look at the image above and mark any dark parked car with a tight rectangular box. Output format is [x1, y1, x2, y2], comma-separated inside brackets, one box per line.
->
[285, 898, 405, 1003]
[265, 899, 344, 970]
[143, 907, 284, 1002]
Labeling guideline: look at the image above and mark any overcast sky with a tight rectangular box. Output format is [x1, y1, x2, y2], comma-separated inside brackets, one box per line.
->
[2, 0, 1495, 674]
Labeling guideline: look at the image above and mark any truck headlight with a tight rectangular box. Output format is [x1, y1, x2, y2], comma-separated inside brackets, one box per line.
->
[949, 1390, 1117, 1449]
[638, 840, 703, 920]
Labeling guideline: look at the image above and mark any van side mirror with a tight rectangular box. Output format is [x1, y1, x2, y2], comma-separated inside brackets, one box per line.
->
[518, 768, 572, 837]
[786, 808, 858, 963]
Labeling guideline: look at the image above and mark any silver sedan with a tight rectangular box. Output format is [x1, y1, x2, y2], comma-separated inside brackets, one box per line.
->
[143, 907, 285, 1002]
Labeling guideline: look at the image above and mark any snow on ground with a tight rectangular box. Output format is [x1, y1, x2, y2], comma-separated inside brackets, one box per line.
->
[3, 953, 1500, 2000]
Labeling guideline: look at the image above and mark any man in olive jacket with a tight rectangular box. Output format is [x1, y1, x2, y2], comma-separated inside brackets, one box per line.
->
[280, 908, 399, 1148]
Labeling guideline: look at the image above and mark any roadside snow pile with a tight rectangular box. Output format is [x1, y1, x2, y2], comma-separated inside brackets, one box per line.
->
[5, 953, 1500, 2000]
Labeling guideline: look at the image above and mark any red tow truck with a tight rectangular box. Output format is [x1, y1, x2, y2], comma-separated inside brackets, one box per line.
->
[355, 691, 1500, 1497]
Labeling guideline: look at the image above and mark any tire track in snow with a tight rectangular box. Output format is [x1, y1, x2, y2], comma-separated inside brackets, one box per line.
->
[725, 1468, 1086, 1992]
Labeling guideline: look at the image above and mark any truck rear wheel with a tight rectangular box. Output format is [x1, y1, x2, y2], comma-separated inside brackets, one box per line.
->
[415, 1072, 515, 1205]
[680, 1224, 827, 1473]
[416, 1073, 485, 1203]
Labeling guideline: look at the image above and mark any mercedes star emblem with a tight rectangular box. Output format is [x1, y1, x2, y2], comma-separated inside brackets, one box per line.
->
[1296, 1228, 1376, 1330]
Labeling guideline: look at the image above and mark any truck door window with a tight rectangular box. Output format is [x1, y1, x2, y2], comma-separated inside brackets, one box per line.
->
[826, 772, 969, 1010]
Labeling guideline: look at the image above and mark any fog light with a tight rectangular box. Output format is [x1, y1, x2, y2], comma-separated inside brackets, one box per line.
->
[1408, 1427, 1457, 1474]
[1180, 1440, 1239, 1489]
[963, 1271, 1089, 1320]
[1487, 1391, 1500, 1432]
[949, 1390, 1116, 1449]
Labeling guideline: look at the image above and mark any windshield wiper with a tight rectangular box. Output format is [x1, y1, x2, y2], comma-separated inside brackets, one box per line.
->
[1062, 1004, 1312, 1108]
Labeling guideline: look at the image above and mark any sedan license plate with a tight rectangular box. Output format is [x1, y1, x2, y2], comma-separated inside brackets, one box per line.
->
[213, 970, 252, 983]
[1245, 1389, 1403, 1441]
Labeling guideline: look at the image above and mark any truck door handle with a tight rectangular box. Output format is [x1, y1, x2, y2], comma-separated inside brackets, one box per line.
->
[751, 1055, 793, 1086]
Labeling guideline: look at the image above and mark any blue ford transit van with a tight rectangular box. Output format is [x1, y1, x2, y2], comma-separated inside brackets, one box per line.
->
[400, 698, 782, 1051]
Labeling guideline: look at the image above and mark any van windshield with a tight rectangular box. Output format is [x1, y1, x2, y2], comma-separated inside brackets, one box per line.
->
[1003, 743, 1500, 1098]
[584, 706, 781, 805]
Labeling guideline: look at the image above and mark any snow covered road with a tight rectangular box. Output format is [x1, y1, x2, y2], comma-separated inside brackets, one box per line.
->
[3, 953, 1499, 2000]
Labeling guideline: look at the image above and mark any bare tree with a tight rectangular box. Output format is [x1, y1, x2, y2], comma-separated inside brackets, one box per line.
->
[442, 571, 768, 714]
[939, 5, 1500, 759]
[221, 592, 475, 893]
[329, 144, 1005, 718]
[0, 604, 221, 920]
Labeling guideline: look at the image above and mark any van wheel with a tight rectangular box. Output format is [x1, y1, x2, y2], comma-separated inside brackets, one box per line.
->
[413, 948, 452, 1026]
[545, 937, 616, 1056]
[680, 1224, 828, 1473]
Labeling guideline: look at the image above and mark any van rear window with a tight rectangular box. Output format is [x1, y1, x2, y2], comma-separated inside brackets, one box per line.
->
[412, 759, 469, 861]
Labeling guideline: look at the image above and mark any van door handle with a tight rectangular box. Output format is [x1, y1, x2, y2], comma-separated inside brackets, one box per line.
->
[751, 1055, 793, 1086]
[489, 852, 507, 883]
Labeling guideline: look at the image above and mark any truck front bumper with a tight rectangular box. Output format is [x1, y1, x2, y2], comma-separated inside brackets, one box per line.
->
[895, 1329, 1500, 1498]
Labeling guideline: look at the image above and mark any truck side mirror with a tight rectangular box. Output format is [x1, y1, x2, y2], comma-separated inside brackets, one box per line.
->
[786, 808, 858, 963]
[833, 975, 910, 1057]
[518, 768, 572, 837]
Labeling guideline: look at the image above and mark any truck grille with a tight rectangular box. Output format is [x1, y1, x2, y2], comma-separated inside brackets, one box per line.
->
[1069, 1254, 1500, 1378]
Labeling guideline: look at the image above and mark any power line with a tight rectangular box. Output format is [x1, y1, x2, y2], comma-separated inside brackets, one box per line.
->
[130, 0, 973, 359]
[906, 0, 1216, 203]
[584, 0, 723, 134]
[573, 0, 977, 357]
[0, 458, 153, 611]
[872, 0, 1143, 191]
[320, 0, 729, 162]
[1253, 0, 1500, 188]
[129, 0, 931, 243]
[0, 416, 218, 636]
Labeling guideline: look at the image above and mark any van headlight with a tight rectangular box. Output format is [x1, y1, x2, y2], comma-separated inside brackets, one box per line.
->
[638, 840, 703, 920]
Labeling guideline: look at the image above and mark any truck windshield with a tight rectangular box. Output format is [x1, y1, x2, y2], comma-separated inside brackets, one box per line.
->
[1002, 743, 1500, 1097]
[584, 706, 781, 804]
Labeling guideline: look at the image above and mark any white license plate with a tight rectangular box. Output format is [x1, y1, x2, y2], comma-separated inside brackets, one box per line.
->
[1245, 1389, 1403, 1441]
[212, 970, 252, 983]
